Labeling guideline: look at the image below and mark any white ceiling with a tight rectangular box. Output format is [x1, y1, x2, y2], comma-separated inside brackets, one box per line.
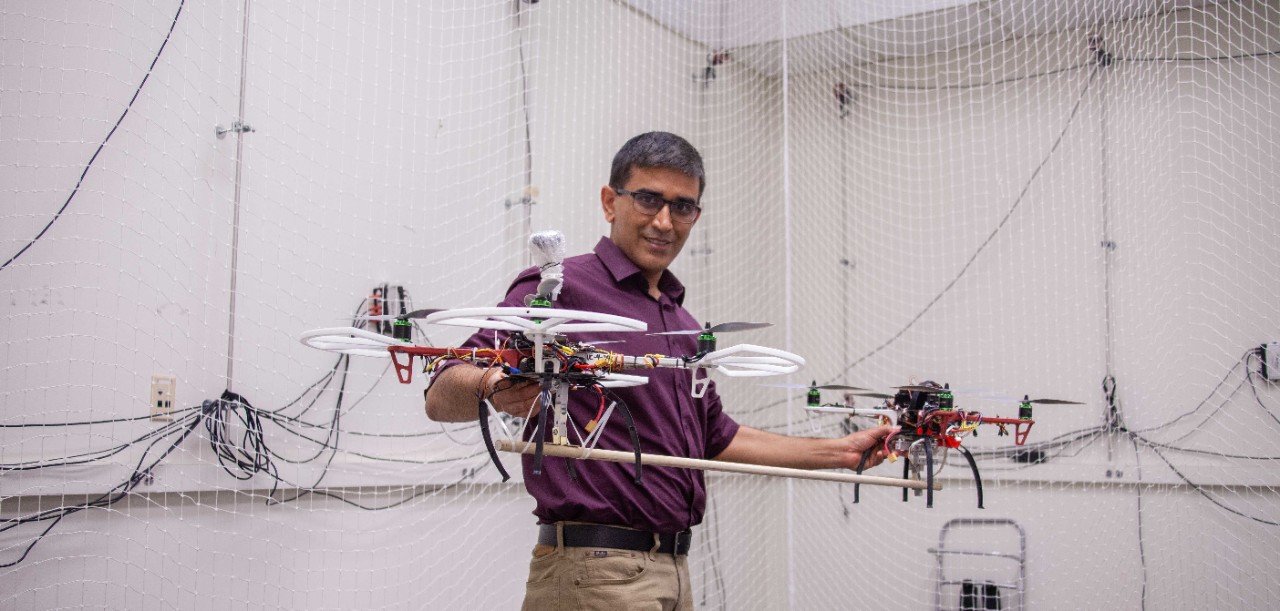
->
[620, 0, 1218, 75]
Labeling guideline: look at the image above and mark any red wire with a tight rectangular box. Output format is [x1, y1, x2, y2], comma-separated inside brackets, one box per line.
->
[593, 386, 606, 421]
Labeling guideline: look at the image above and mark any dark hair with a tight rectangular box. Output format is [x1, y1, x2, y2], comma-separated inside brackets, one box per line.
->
[608, 132, 705, 198]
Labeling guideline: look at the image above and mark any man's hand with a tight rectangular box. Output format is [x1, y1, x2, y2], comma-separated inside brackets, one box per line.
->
[485, 374, 542, 418]
[840, 424, 894, 471]
[425, 365, 541, 423]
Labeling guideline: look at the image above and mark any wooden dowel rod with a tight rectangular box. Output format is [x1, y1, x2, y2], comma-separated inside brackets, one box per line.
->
[496, 440, 941, 491]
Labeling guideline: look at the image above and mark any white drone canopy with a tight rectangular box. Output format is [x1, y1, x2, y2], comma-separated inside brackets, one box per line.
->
[529, 230, 565, 301]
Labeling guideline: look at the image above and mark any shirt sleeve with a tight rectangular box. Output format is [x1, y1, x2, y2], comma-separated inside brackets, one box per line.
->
[700, 381, 741, 459]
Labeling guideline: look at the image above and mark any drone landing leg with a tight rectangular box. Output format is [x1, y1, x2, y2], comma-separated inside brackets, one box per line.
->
[477, 399, 510, 482]
[958, 445, 984, 509]
[614, 396, 644, 485]
[532, 382, 552, 476]
[851, 450, 873, 504]
[924, 442, 934, 509]
[902, 458, 911, 503]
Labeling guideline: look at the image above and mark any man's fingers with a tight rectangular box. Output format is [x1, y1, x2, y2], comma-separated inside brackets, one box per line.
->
[491, 379, 543, 418]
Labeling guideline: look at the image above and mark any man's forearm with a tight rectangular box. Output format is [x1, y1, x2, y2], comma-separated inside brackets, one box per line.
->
[714, 426, 862, 470]
[424, 365, 487, 422]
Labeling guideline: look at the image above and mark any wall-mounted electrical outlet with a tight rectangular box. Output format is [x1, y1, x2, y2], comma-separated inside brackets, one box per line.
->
[150, 375, 176, 421]
[1264, 342, 1280, 382]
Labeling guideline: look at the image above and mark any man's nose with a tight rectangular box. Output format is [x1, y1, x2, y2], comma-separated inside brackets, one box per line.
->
[650, 204, 674, 231]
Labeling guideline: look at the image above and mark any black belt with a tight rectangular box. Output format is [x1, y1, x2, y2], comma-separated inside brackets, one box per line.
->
[538, 523, 692, 556]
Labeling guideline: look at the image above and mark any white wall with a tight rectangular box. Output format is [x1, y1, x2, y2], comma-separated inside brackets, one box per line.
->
[3, 0, 1279, 609]
[784, 2, 1280, 609]
[0, 1, 786, 609]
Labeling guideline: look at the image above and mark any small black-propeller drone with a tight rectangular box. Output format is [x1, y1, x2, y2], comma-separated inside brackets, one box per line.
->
[301, 231, 804, 483]
[775, 380, 1082, 508]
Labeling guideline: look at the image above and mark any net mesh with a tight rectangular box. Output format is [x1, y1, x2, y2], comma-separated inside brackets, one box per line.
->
[2, 0, 1278, 609]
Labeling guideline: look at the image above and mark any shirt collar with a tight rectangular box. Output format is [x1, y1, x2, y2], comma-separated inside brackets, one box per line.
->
[593, 236, 686, 304]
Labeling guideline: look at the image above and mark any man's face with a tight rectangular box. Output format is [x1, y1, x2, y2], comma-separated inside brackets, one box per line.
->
[601, 166, 701, 283]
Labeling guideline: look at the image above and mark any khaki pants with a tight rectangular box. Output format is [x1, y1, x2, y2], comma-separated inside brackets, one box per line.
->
[520, 525, 693, 611]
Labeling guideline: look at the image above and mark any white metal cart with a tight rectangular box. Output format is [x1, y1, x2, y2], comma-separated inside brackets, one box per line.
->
[930, 518, 1026, 611]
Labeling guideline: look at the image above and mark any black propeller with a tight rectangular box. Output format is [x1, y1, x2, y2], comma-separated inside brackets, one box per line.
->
[1021, 396, 1084, 405]
[764, 383, 870, 391]
[893, 384, 947, 393]
[650, 321, 772, 336]
[354, 308, 444, 322]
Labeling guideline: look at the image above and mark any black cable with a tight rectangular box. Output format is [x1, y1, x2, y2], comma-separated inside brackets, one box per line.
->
[275, 353, 345, 494]
[1, 291, 463, 563]
[270, 364, 341, 416]
[264, 358, 381, 461]
[1132, 434, 1280, 527]
[267, 355, 350, 503]
[847, 48, 1279, 93]
[825, 47, 1279, 380]
[515, 0, 534, 191]
[975, 429, 1107, 474]
[271, 360, 389, 433]
[0, 0, 185, 273]
[294, 465, 482, 511]
[1132, 434, 1280, 461]
[267, 450, 493, 507]
[1131, 349, 1253, 434]
[1, 403, 203, 567]
[1117, 49, 1280, 63]
[1, 411, 201, 471]
[1131, 435, 1148, 611]
[1103, 375, 1122, 431]
[274, 297, 368, 421]
[851, 63, 1093, 92]
[0, 406, 201, 428]
[204, 391, 279, 498]
[1244, 350, 1280, 428]
[967, 425, 1108, 460]
[841, 65, 1102, 376]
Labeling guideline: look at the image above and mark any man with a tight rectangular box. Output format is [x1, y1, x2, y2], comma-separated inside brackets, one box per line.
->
[425, 132, 890, 610]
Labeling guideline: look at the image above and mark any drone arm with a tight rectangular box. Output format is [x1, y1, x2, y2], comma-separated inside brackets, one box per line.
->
[978, 415, 1035, 445]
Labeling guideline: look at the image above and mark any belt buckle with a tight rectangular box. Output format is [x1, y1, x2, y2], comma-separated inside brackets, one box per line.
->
[673, 530, 691, 555]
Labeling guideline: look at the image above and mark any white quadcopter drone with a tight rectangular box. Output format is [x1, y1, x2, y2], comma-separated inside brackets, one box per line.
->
[300, 231, 805, 482]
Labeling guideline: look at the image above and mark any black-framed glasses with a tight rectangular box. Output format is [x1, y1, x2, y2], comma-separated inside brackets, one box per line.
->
[614, 189, 702, 224]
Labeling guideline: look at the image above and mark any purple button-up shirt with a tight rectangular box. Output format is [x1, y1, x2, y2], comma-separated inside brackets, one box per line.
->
[442, 237, 740, 534]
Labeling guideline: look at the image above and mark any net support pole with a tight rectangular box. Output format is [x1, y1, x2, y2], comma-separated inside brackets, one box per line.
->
[496, 440, 941, 491]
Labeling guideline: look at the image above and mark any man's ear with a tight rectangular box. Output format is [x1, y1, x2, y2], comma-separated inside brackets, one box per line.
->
[600, 185, 617, 223]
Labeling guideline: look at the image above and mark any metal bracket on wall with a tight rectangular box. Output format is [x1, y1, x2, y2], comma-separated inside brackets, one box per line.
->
[216, 120, 255, 139]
